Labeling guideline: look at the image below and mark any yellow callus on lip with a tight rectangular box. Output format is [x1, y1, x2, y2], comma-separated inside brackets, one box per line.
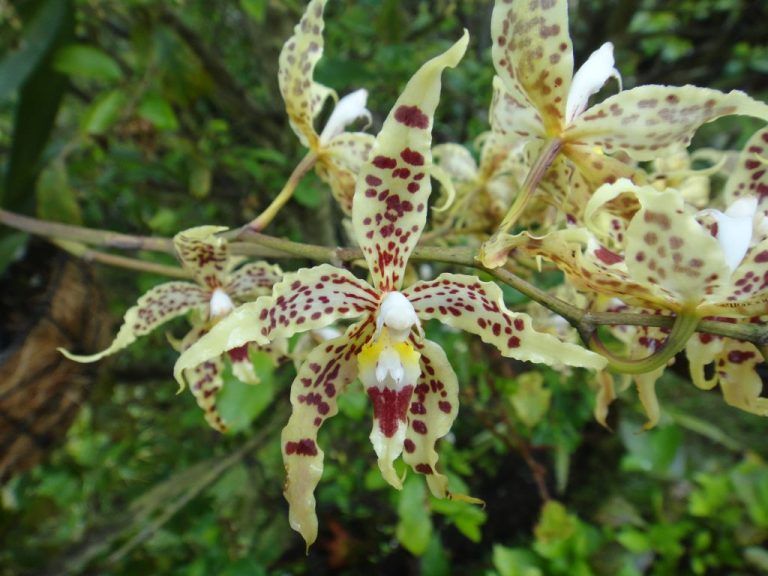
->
[357, 330, 420, 379]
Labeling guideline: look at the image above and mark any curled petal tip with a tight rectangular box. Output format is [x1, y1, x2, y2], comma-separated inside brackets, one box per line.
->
[566, 41, 621, 125]
[319, 88, 372, 144]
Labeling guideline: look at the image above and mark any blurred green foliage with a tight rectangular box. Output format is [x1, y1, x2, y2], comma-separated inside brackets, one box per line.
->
[1, 0, 768, 574]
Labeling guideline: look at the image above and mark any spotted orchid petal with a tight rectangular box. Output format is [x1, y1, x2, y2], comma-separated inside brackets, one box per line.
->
[316, 132, 375, 215]
[567, 86, 768, 162]
[174, 226, 229, 290]
[634, 367, 664, 429]
[173, 264, 378, 387]
[686, 333, 725, 392]
[724, 126, 768, 210]
[282, 319, 374, 548]
[278, 0, 335, 149]
[358, 329, 421, 489]
[224, 261, 283, 301]
[713, 340, 768, 416]
[61, 281, 208, 363]
[319, 89, 371, 145]
[180, 326, 228, 432]
[353, 32, 469, 292]
[707, 233, 768, 317]
[491, 0, 573, 136]
[565, 42, 621, 125]
[403, 273, 606, 369]
[402, 339, 458, 498]
[489, 76, 547, 146]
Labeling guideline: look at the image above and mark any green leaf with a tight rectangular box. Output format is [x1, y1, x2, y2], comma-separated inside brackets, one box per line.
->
[293, 177, 323, 209]
[80, 89, 126, 135]
[0, 0, 68, 101]
[396, 476, 432, 556]
[217, 351, 275, 433]
[493, 545, 542, 576]
[2, 0, 74, 211]
[35, 159, 81, 224]
[138, 94, 179, 131]
[53, 44, 123, 82]
[240, 0, 267, 23]
[0, 232, 28, 276]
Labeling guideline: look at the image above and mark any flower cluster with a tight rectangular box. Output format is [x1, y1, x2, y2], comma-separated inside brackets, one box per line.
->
[58, 0, 768, 549]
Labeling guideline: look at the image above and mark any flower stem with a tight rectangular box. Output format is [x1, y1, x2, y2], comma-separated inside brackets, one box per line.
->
[587, 310, 700, 374]
[237, 151, 318, 236]
[54, 240, 192, 279]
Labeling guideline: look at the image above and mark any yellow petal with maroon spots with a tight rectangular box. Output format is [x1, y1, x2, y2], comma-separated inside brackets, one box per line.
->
[402, 339, 458, 499]
[491, 0, 573, 136]
[181, 326, 228, 432]
[61, 281, 208, 363]
[282, 319, 374, 548]
[352, 32, 468, 292]
[317, 132, 375, 215]
[225, 261, 283, 301]
[173, 226, 229, 290]
[403, 273, 606, 369]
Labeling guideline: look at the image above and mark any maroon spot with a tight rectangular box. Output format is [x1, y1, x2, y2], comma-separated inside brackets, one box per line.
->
[754, 250, 768, 263]
[366, 174, 383, 186]
[227, 344, 249, 363]
[285, 439, 318, 456]
[404, 439, 416, 453]
[438, 401, 452, 414]
[595, 246, 623, 265]
[394, 105, 429, 129]
[412, 420, 427, 434]
[401, 147, 425, 166]
[728, 350, 755, 364]
[368, 386, 414, 438]
[415, 464, 433, 474]
[372, 155, 397, 169]
[407, 182, 420, 193]
[507, 336, 520, 348]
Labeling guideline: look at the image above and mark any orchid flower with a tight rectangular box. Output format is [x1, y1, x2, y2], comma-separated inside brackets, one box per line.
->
[60, 226, 283, 432]
[487, 0, 768, 230]
[279, 0, 375, 214]
[174, 34, 606, 546]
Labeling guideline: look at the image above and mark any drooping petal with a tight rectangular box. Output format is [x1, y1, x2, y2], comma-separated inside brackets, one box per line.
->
[173, 264, 378, 387]
[181, 326, 227, 432]
[635, 367, 664, 429]
[352, 32, 469, 292]
[565, 42, 621, 125]
[403, 273, 606, 369]
[319, 89, 372, 145]
[282, 319, 374, 548]
[402, 339, 458, 498]
[225, 261, 283, 301]
[685, 333, 724, 391]
[567, 85, 768, 162]
[723, 126, 768, 210]
[61, 281, 208, 363]
[716, 339, 767, 416]
[491, 0, 573, 135]
[278, 0, 335, 148]
[174, 226, 230, 290]
[316, 132, 375, 215]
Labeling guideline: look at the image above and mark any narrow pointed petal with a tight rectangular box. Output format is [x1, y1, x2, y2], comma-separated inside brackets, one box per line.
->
[225, 261, 283, 301]
[353, 32, 468, 292]
[567, 86, 768, 161]
[174, 265, 378, 388]
[182, 327, 228, 432]
[403, 273, 606, 369]
[723, 126, 768, 210]
[565, 42, 620, 125]
[491, 0, 573, 134]
[317, 132, 375, 215]
[635, 367, 664, 429]
[61, 281, 208, 363]
[174, 226, 230, 290]
[282, 320, 374, 548]
[278, 0, 334, 148]
[319, 89, 371, 144]
[402, 339, 458, 498]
